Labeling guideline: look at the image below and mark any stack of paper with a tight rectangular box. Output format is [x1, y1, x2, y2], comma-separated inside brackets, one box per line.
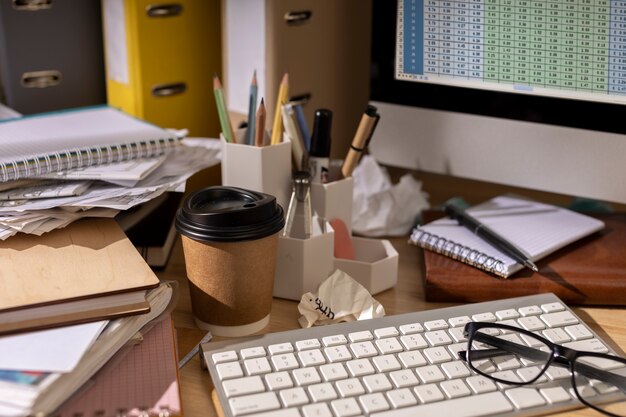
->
[0, 106, 221, 239]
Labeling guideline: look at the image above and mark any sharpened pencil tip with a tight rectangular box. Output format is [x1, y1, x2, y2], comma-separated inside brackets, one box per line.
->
[213, 74, 222, 89]
[281, 73, 289, 85]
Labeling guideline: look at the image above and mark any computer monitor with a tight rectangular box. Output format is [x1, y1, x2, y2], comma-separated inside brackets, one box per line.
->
[368, 0, 626, 205]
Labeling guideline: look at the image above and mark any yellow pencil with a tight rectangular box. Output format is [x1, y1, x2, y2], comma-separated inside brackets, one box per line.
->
[270, 73, 289, 145]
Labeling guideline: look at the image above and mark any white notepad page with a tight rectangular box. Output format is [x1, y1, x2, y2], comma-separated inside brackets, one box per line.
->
[0, 107, 172, 163]
[419, 196, 606, 276]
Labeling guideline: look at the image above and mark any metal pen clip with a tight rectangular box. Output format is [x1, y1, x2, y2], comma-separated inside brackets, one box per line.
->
[283, 170, 312, 239]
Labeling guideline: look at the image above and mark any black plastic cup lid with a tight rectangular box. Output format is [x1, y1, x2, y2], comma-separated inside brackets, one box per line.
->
[175, 186, 285, 243]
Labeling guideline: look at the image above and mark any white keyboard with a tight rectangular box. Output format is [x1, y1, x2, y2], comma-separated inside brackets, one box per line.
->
[201, 293, 620, 417]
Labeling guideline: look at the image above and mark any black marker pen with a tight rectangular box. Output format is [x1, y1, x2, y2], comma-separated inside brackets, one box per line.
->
[309, 109, 332, 183]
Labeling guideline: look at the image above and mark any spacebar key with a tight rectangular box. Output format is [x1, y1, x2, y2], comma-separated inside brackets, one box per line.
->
[372, 392, 513, 417]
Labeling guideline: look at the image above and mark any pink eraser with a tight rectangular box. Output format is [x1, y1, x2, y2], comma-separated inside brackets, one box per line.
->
[330, 218, 355, 260]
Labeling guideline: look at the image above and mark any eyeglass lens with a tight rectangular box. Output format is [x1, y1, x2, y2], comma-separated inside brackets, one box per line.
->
[467, 326, 626, 416]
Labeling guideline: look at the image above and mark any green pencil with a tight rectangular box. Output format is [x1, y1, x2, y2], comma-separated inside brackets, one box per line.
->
[213, 74, 235, 143]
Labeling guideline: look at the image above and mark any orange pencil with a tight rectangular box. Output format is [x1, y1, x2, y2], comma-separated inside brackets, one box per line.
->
[255, 98, 266, 147]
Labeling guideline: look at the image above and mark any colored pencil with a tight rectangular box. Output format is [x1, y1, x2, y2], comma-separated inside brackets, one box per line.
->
[245, 70, 258, 145]
[213, 74, 235, 143]
[270, 73, 289, 145]
[255, 98, 266, 147]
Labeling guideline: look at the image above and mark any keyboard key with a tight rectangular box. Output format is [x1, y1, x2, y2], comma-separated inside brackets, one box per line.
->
[213, 350, 238, 364]
[448, 316, 471, 327]
[400, 334, 428, 350]
[519, 306, 542, 316]
[296, 338, 321, 351]
[244, 357, 272, 375]
[372, 354, 402, 372]
[319, 363, 348, 381]
[424, 330, 452, 346]
[279, 387, 309, 407]
[466, 375, 497, 394]
[216, 361, 244, 380]
[397, 350, 427, 368]
[386, 388, 418, 408]
[415, 364, 446, 383]
[441, 361, 471, 379]
[325, 345, 353, 362]
[373, 391, 514, 416]
[424, 346, 452, 364]
[271, 353, 299, 371]
[331, 397, 362, 417]
[229, 392, 280, 416]
[265, 371, 293, 390]
[505, 387, 546, 409]
[399, 323, 424, 334]
[518, 316, 546, 331]
[542, 328, 571, 344]
[302, 403, 332, 417]
[349, 330, 374, 342]
[376, 337, 404, 354]
[424, 319, 449, 330]
[347, 358, 375, 377]
[541, 302, 565, 313]
[292, 367, 322, 386]
[565, 324, 593, 341]
[448, 327, 467, 343]
[541, 311, 578, 327]
[308, 382, 338, 402]
[540, 386, 571, 404]
[412, 383, 445, 403]
[360, 392, 390, 413]
[298, 349, 326, 367]
[363, 373, 393, 393]
[375, 327, 400, 338]
[350, 341, 378, 358]
[336, 377, 365, 397]
[389, 369, 419, 388]
[440, 379, 471, 399]
[495, 309, 519, 320]
[322, 334, 348, 346]
[268, 343, 293, 355]
[471, 312, 497, 322]
[248, 409, 300, 417]
[564, 338, 608, 353]
[240, 347, 266, 359]
[223, 375, 265, 397]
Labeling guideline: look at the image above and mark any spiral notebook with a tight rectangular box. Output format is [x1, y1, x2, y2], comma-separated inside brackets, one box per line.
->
[0, 106, 182, 183]
[410, 196, 605, 278]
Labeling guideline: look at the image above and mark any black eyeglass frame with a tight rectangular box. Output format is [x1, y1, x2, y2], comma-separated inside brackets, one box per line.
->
[459, 321, 626, 417]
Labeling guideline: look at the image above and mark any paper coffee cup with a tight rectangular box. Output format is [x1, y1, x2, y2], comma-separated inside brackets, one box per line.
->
[176, 186, 284, 337]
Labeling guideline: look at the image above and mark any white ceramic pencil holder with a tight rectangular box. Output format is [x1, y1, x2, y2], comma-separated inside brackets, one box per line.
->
[273, 215, 335, 300]
[221, 129, 292, 212]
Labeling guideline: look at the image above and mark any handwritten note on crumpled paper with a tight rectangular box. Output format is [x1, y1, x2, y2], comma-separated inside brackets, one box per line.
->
[297, 269, 386, 328]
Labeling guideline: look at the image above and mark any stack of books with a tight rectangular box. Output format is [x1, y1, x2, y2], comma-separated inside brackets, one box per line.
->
[0, 219, 182, 417]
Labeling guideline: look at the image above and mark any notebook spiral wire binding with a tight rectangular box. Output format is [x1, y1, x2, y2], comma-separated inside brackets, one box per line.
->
[0, 137, 178, 183]
[409, 228, 508, 277]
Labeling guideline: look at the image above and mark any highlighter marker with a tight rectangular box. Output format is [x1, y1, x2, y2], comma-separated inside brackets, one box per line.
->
[308, 109, 332, 183]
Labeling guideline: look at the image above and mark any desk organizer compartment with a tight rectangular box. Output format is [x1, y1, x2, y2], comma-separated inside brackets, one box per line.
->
[274, 216, 335, 300]
[334, 238, 399, 295]
[220, 130, 292, 211]
[310, 176, 353, 234]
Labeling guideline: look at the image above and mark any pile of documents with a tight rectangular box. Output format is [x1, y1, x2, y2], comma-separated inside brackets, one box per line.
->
[0, 105, 221, 240]
[0, 138, 220, 240]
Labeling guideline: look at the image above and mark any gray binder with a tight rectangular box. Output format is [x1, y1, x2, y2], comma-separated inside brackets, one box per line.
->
[0, 0, 106, 114]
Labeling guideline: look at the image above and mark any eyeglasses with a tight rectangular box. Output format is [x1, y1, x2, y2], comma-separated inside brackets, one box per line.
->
[459, 321, 626, 417]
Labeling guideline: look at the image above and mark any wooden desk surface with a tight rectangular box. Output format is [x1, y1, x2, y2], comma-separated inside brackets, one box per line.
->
[158, 235, 626, 417]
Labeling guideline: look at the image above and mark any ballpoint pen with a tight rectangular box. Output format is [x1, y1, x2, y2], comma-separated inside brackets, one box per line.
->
[443, 201, 539, 272]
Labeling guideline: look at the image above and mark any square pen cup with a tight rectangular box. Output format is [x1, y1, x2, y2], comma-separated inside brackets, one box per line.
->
[220, 129, 292, 212]
[273, 215, 335, 301]
[310, 176, 354, 234]
[334, 237, 399, 295]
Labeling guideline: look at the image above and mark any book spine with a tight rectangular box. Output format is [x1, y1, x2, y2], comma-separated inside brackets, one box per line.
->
[409, 227, 509, 278]
[0, 137, 180, 183]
